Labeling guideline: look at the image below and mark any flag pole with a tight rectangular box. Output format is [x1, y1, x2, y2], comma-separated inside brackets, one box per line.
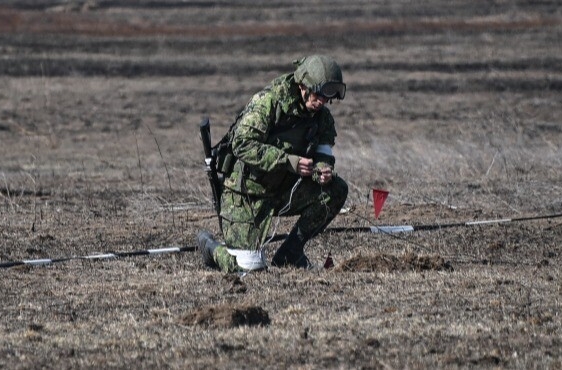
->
[327, 212, 562, 234]
[0, 245, 196, 269]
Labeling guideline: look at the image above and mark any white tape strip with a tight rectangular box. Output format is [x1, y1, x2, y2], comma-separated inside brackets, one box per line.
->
[148, 247, 181, 254]
[23, 259, 53, 265]
[84, 254, 117, 260]
[370, 225, 415, 233]
[466, 219, 511, 225]
[316, 144, 333, 156]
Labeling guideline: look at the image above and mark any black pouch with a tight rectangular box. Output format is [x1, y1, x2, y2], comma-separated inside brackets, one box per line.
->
[214, 141, 235, 176]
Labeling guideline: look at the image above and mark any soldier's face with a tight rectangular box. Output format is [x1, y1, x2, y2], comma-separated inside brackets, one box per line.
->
[300, 85, 328, 112]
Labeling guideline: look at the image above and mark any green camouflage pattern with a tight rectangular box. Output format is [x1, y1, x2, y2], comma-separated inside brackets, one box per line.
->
[223, 73, 337, 196]
[294, 55, 343, 89]
[220, 190, 275, 250]
[212, 245, 241, 273]
[221, 176, 347, 254]
[211, 70, 348, 272]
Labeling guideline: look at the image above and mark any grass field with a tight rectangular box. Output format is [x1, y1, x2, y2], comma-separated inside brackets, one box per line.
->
[1, 1, 561, 368]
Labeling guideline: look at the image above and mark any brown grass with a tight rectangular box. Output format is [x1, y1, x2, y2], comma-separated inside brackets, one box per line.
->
[1, 7, 560, 37]
[1, 1, 561, 369]
[335, 252, 453, 272]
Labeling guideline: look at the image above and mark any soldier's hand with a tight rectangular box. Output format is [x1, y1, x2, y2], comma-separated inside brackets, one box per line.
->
[297, 157, 314, 176]
[317, 167, 333, 185]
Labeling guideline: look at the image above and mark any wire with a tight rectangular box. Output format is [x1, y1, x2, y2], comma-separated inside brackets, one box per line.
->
[345, 208, 434, 253]
[261, 177, 303, 249]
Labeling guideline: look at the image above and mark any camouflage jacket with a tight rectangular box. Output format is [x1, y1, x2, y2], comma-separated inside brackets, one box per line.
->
[223, 73, 338, 196]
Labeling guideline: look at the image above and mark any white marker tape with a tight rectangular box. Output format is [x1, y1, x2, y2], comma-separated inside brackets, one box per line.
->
[370, 225, 415, 233]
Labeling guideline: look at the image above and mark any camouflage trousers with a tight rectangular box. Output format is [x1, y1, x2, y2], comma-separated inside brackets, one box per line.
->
[213, 176, 348, 272]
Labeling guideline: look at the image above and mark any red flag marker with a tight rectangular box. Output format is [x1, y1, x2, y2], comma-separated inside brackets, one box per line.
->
[372, 188, 389, 219]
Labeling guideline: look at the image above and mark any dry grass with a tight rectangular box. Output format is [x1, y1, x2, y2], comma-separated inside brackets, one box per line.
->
[1, 1, 561, 369]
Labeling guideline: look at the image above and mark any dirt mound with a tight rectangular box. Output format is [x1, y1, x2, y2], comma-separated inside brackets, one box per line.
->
[182, 304, 270, 328]
[335, 252, 453, 273]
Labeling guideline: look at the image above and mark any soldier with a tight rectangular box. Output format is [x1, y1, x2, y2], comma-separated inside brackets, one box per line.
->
[198, 55, 348, 272]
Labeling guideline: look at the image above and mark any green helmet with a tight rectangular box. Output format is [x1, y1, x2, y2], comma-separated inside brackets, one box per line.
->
[294, 55, 346, 100]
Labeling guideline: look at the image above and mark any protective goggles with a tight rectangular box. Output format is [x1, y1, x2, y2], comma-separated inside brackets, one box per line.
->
[311, 81, 346, 100]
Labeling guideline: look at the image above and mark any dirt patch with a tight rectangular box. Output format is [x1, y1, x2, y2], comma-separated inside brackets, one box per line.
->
[336, 252, 453, 273]
[223, 273, 248, 294]
[182, 304, 270, 329]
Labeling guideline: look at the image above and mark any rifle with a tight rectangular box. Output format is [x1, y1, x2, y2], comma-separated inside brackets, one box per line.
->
[199, 117, 223, 231]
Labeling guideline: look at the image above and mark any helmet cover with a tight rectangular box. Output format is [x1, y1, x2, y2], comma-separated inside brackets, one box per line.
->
[294, 55, 345, 99]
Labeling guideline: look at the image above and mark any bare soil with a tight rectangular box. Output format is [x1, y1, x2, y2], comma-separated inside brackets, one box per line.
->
[1, 1, 561, 369]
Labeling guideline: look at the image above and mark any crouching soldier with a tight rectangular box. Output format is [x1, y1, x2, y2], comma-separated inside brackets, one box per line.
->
[199, 55, 348, 272]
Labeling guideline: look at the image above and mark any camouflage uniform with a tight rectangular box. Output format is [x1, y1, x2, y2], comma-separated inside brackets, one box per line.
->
[212, 72, 348, 272]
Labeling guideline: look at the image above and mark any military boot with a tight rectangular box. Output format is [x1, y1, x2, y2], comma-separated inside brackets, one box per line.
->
[271, 226, 312, 269]
[197, 230, 220, 269]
